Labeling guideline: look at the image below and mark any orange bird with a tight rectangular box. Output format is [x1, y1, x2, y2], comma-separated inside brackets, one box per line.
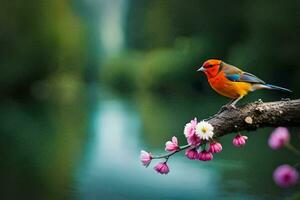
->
[197, 59, 292, 107]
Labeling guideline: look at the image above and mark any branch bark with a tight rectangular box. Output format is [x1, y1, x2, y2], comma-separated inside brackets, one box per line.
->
[206, 99, 300, 137]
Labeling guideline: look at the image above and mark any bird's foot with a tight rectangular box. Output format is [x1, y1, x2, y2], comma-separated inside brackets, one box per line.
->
[254, 99, 263, 104]
[281, 98, 290, 101]
[218, 104, 236, 113]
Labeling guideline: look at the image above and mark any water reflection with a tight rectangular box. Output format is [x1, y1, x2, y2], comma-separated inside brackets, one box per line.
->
[77, 95, 221, 199]
[0, 90, 293, 199]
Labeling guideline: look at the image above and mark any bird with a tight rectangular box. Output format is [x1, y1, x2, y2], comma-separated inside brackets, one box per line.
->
[197, 59, 292, 108]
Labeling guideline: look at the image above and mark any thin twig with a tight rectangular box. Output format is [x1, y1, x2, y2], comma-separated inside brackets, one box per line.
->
[152, 144, 191, 160]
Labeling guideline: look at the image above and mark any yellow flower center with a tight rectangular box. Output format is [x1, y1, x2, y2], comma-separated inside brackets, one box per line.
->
[201, 127, 207, 133]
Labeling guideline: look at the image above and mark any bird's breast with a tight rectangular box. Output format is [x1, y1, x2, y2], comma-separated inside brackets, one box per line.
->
[207, 73, 252, 99]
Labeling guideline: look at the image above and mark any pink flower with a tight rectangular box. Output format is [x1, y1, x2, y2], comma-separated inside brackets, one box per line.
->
[273, 164, 299, 188]
[140, 150, 152, 167]
[209, 142, 222, 153]
[198, 150, 213, 161]
[232, 134, 248, 147]
[185, 149, 198, 160]
[184, 118, 197, 138]
[165, 136, 180, 152]
[187, 133, 201, 146]
[154, 162, 170, 175]
[184, 118, 201, 146]
[268, 127, 290, 149]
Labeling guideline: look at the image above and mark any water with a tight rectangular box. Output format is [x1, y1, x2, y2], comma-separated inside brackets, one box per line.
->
[0, 87, 297, 200]
[76, 92, 219, 199]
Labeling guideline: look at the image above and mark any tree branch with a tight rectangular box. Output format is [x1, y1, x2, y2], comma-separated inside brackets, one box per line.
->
[206, 99, 300, 137]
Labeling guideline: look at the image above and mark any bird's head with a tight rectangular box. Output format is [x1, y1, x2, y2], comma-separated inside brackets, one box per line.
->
[197, 59, 222, 78]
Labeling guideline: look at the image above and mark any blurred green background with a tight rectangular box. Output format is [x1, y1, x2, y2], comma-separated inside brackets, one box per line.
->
[0, 0, 299, 199]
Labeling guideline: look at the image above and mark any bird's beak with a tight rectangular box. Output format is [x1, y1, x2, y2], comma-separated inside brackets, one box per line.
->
[197, 66, 205, 72]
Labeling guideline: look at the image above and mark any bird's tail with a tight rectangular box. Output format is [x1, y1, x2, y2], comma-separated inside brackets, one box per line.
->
[253, 84, 292, 93]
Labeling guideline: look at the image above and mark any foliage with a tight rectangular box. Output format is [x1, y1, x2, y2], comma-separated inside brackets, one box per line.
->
[102, 0, 300, 95]
[0, 0, 86, 98]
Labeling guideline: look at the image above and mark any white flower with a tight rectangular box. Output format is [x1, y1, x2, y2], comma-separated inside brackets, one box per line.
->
[195, 121, 214, 140]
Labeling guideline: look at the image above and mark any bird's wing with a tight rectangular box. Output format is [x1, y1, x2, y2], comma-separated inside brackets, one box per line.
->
[221, 62, 265, 84]
[239, 72, 265, 84]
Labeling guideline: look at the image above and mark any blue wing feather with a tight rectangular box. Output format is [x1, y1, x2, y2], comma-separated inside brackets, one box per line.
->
[225, 74, 240, 81]
[225, 72, 265, 83]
